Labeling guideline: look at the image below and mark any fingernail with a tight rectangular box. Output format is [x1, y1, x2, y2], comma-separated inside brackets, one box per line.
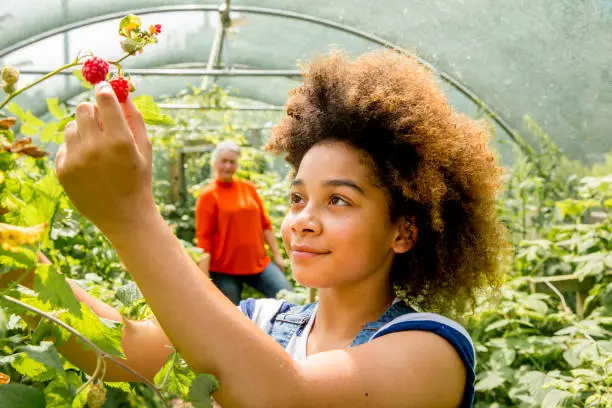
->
[95, 81, 111, 93]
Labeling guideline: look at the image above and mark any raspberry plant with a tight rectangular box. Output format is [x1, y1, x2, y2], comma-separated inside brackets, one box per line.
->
[0, 14, 219, 408]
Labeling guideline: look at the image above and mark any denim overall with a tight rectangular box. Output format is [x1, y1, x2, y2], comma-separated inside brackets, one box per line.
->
[266, 300, 416, 348]
[256, 299, 475, 408]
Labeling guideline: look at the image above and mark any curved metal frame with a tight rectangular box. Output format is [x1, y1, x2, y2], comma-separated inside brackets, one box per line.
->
[0, 4, 527, 150]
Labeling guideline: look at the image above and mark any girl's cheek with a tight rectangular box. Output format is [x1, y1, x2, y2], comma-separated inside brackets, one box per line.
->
[280, 214, 292, 244]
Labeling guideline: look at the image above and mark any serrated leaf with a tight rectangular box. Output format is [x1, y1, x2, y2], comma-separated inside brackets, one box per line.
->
[46, 98, 68, 120]
[44, 377, 74, 408]
[72, 69, 93, 90]
[63, 304, 125, 358]
[474, 371, 506, 391]
[115, 282, 143, 307]
[133, 95, 176, 127]
[0, 383, 46, 408]
[106, 382, 132, 393]
[154, 351, 195, 397]
[189, 374, 220, 408]
[11, 353, 55, 381]
[34, 264, 82, 317]
[19, 341, 64, 372]
[541, 389, 571, 407]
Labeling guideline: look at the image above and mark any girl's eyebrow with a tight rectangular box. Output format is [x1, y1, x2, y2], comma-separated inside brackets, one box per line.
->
[292, 178, 365, 195]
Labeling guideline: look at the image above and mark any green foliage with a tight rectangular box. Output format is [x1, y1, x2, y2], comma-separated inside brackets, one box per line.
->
[1, 75, 611, 407]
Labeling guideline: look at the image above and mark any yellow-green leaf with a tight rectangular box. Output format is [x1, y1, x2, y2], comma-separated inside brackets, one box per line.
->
[133, 95, 176, 127]
[7, 103, 26, 121]
[40, 122, 60, 143]
[72, 69, 93, 90]
[46, 98, 68, 120]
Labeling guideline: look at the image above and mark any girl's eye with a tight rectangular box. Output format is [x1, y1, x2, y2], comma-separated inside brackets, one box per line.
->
[289, 193, 304, 205]
[330, 195, 349, 206]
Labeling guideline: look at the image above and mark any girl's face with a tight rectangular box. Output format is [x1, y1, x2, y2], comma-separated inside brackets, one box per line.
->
[214, 149, 239, 182]
[281, 141, 410, 289]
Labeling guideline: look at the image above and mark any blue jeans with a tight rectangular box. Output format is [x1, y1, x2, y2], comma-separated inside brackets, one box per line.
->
[210, 262, 293, 305]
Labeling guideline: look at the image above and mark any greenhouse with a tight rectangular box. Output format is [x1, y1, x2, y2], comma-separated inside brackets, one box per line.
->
[0, 1, 610, 407]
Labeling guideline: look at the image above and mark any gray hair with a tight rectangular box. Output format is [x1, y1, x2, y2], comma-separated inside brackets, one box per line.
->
[211, 140, 240, 165]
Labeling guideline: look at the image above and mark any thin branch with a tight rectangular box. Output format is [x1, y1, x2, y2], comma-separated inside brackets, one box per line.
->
[543, 280, 570, 313]
[75, 353, 104, 396]
[0, 60, 80, 110]
[0, 294, 169, 408]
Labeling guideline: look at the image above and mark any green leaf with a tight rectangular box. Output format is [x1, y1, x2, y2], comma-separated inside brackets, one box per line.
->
[7, 103, 26, 120]
[11, 353, 55, 381]
[34, 264, 82, 318]
[72, 69, 93, 90]
[490, 348, 516, 367]
[541, 389, 571, 408]
[63, 304, 125, 358]
[106, 382, 132, 393]
[46, 98, 68, 120]
[44, 377, 74, 408]
[0, 307, 7, 339]
[133, 95, 176, 127]
[563, 348, 582, 367]
[115, 282, 143, 307]
[474, 371, 506, 391]
[521, 295, 549, 315]
[19, 341, 64, 372]
[571, 369, 603, 382]
[154, 351, 195, 397]
[57, 115, 74, 132]
[24, 111, 45, 129]
[40, 122, 62, 144]
[189, 374, 220, 408]
[20, 122, 39, 136]
[485, 319, 513, 332]
[0, 384, 46, 408]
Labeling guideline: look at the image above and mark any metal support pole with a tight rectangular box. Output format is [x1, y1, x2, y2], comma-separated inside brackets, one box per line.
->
[18, 68, 301, 77]
[202, 0, 230, 90]
[0, 4, 524, 152]
[61, 0, 71, 95]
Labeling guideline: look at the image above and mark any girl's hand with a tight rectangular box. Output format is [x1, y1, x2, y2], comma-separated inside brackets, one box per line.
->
[55, 82, 157, 237]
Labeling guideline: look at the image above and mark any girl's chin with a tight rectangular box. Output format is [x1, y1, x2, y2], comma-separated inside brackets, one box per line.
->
[292, 268, 338, 289]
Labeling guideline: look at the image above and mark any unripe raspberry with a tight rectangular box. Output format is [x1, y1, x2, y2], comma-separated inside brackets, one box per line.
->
[2, 83, 15, 94]
[86, 383, 107, 408]
[1, 66, 19, 86]
[81, 57, 110, 85]
[121, 38, 140, 54]
[109, 76, 130, 103]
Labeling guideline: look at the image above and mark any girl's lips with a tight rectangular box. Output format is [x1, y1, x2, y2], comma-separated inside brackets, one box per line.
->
[290, 245, 330, 260]
[291, 250, 326, 260]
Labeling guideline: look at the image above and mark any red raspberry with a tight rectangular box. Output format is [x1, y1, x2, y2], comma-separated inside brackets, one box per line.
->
[109, 76, 130, 103]
[81, 57, 109, 85]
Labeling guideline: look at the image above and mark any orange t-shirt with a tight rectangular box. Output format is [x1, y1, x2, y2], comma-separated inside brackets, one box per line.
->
[195, 178, 272, 275]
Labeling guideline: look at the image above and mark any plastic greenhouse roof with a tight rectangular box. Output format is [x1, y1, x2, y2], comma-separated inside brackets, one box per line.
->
[1, 0, 611, 164]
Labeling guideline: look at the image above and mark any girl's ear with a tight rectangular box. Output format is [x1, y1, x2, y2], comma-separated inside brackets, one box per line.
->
[391, 216, 418, 254]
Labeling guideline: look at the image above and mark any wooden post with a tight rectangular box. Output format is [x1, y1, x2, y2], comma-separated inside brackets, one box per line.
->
[168, 149, 181, 203]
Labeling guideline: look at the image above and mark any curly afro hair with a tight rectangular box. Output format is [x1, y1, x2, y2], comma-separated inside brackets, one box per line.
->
[266, 50, 508, 315]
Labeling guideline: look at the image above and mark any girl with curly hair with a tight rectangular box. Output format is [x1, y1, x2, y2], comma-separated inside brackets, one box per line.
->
[5, 49, 507, 407]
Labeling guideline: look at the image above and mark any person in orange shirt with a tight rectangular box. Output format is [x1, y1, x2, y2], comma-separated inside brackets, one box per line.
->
[195, 140, 292, 304]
